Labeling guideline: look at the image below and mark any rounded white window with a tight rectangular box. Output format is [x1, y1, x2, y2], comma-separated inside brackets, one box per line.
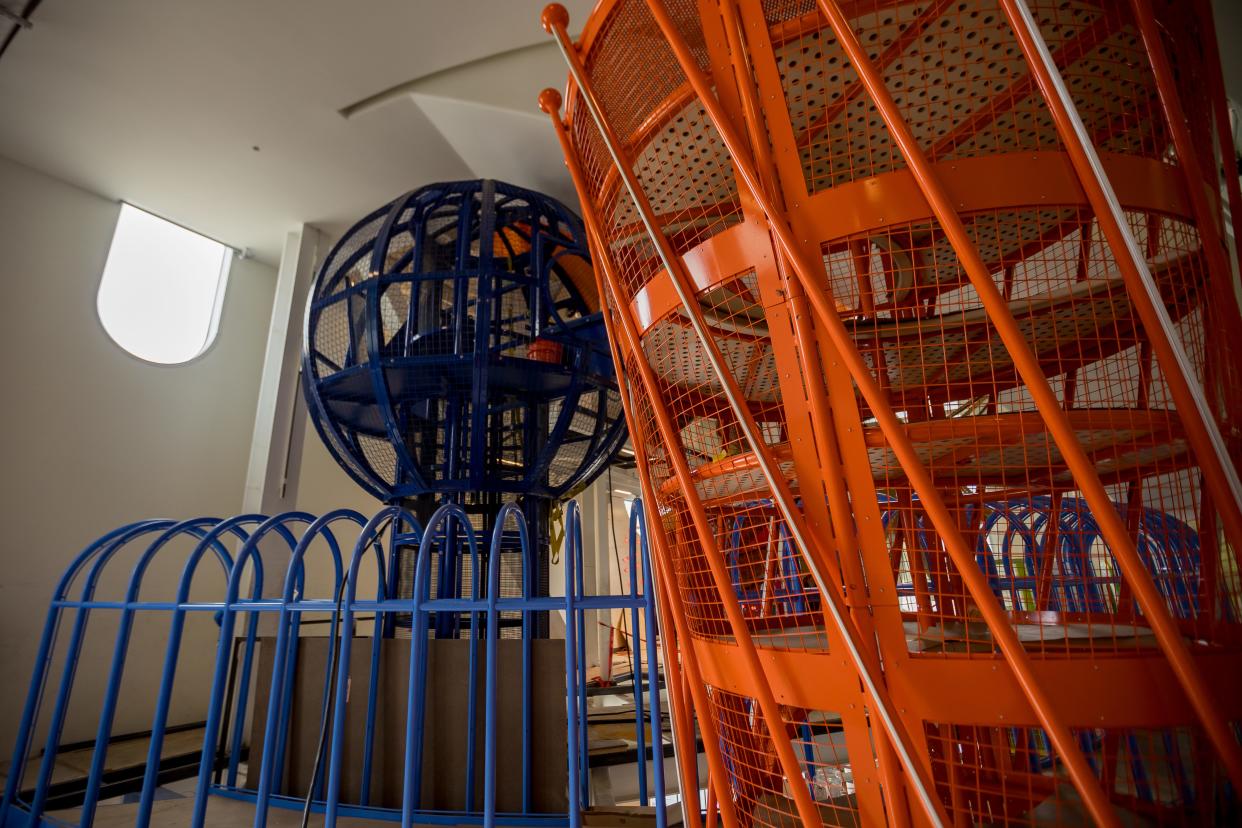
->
[97, 204, 233, 364]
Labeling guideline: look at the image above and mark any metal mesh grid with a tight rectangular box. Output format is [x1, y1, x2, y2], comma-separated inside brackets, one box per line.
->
[557, 0, 1242, 822]
[705, 687, 863, 827]
[302, 180, 627, 503]
[571, 0, 742, 302]
[924, 720, 1240, 825]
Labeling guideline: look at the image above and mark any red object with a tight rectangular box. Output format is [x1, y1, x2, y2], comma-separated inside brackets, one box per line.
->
[526, 337, 563, 364]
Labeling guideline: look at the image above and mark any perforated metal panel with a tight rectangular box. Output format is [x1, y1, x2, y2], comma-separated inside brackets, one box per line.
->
[552, 0, 1242, 824]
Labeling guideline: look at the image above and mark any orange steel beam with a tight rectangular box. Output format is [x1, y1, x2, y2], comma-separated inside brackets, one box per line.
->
[1127, 0, 1242, 415]
[549, 34, 953, 828]
[830, 0, 1242, 788]
[762, 0, 912, 50]
[1000, 0, 1242, 543]
[704, 774, 718, 828]
[546, 10, 956, 825]
[625, 148, 1194, 342]
[545, 84, 725, 825]
[624, 416, 705, 828]
[712, 0, 857, 601]
[650, 548, 706, 828]
[604, 264, 728, 820]
[714, 0, 867, 631]
[637, 1, 1133, 823]
[543, 57, 832, 826]
[543, 85, 743, 828]
[1129, 0, 1242, 365]
[714, 3, 912, 820]
[561, 159, 734, 828]
[999, 0, 1242, 788]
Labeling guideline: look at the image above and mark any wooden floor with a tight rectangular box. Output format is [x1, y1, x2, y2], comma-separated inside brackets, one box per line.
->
[1, 660, 679, 827]
[0, 726, 208, 817]
[47, 796, 403, 828]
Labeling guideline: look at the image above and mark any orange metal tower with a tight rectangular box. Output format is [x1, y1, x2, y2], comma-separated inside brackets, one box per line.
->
[540, 0, 1242, 824]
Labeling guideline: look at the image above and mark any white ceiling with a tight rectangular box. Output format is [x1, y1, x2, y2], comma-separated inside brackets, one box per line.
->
[0, 0, 595, 264]
[1, 1, 1240, 267]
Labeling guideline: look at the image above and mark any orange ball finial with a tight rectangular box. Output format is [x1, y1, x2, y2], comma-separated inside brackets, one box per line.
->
[541, 4, 569, 34]
[538, 88, 563, 115]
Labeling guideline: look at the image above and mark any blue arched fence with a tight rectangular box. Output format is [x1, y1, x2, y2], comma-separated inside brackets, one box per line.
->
[1, 500, 666, 828]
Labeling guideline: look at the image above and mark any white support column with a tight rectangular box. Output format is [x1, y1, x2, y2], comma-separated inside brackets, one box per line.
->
[242, 225, 322, 630]
[573, 473, 614, 674]
[243, 226, 322, 518]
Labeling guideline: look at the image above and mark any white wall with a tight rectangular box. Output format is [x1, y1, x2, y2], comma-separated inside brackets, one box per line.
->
[0, 155, 277, 749]
[293, 422, 386, 602]
[548, 466, 641, 670]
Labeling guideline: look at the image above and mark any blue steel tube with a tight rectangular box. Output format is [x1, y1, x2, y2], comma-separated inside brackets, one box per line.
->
[310, 528, 353, 803]
[401, 542, 433, 828]
[484, 504, 526, 827]
[268, 569, 304, 793]
[573, 506, 589, 808]
[383, 530, 406, 638]
[359, 524, 404, 807]
[325, 507, 412, 826]
[465, 515, 482, 811]
[521, 505, 535, 813]
[311, 532, 349, 804]
[3, 607, 63, 822]
[564, 500, 581, 828]
[6, 497, 673, 828]
[635, 501, 669, 828]
[234, 518, 316, 793]
[134, 517, 260, 828]
[0, 521, 161, 825]
[403, 504, 476, 825]
[252, 584, 311, 823]
[252, 513, 352, 826]
[323, 550, 367, 827]
[25, 522, 175, 828]
[190, 513, 312, 828]
[627, 505, 648, 805]
[229, 528, 304, 794]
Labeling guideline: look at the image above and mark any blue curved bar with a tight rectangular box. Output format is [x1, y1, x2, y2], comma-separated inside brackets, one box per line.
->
[4, 500, 669, 828]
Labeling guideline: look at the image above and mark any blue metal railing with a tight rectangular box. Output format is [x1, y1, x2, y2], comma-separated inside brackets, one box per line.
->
[877, 495, 1212, 619]
[1, 499, 667, 828]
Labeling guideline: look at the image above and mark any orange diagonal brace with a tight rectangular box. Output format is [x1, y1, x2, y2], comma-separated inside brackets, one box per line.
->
[713, 2, 911, 823]
[1194, 0, 1242, 254]
[547, 7, 951, 826]
[640, 0, 1130, 823]
[542, 84, 736, 828]
[999, 0, 1242, 789]
[539, 52, 828, 823]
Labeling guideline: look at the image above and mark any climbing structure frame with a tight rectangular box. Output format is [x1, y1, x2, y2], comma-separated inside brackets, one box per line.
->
[541, 0, 1242, 824]
[1, 501, 669, 828]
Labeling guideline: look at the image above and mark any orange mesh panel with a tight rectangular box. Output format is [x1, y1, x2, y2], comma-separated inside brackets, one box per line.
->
[924, 721, 1239, 825]
[559, 0, 1242, 823]
[705, 686, 864, 826]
